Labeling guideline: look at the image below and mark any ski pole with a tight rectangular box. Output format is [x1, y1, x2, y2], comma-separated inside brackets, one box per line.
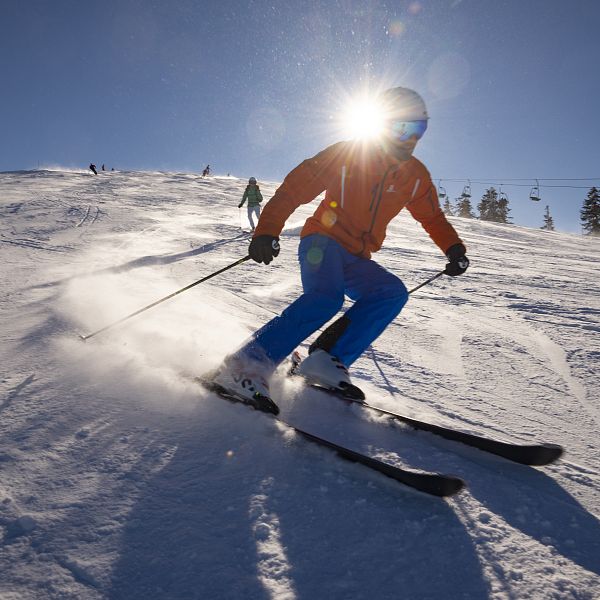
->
[407, 270, 445, 295]
[306, 268, 448, 357]
[369, 269, 447, 391]
[79, 255, 252, 341]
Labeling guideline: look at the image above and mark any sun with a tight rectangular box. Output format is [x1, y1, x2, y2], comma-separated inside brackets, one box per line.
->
[340, 97, 386, 140]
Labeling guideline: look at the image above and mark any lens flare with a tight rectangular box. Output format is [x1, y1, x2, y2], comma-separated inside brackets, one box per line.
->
[340, 97, 385, 140]
[389, 20, 405, 37]
[408, 2, 422, 15]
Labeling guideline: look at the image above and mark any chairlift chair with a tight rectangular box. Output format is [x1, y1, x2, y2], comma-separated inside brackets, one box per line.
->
[461, 181, 472, 199]
[438, 181, 447, 199]
[529, 180, 541, 201]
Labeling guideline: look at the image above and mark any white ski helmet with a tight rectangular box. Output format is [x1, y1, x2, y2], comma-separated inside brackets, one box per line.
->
[380, 87, 429, 121]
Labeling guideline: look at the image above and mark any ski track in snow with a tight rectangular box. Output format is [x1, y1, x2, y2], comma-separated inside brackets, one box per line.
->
[0, 168, 599, 599]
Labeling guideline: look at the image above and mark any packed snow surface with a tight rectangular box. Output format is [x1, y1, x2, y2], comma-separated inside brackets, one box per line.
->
[1, 169, 599, 599]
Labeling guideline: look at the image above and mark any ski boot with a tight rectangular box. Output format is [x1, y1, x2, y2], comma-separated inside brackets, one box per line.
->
[292, 349, 365, 401]
[206, 361, 279, 415]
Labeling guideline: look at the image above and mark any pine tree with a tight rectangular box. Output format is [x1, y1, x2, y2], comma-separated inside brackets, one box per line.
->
[478, 187, 511, 223]
[580, 187, 600, 235]
[477, 187, 498, 221]
[442, 197, 454, 216]
[455, 196, 475, 218]
[497, 195, 512, 224]
[541, 205, 555, 231]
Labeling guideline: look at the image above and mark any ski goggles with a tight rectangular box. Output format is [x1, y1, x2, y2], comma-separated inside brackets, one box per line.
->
[388, 119, 428, 142]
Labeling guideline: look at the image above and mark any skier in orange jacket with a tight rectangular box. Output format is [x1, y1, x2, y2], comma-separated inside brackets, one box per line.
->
[211, 87, 469, 411]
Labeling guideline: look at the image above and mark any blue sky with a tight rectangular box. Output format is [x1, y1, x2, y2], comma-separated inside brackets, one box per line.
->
[2, 0, 599, 232]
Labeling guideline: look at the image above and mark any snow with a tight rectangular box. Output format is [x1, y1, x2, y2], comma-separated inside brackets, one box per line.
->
[1, 168, 599, 599]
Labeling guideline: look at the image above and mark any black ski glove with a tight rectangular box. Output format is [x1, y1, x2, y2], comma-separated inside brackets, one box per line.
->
[238, 203, 243, 208]
[249, 235, 280, 265]
[444, 243, 470, 276]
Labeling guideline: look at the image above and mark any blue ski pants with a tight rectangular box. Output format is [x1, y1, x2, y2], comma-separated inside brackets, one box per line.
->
[235, 234, 408, 370]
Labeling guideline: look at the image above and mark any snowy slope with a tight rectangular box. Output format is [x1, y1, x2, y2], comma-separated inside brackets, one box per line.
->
[1, 168, 599, 600]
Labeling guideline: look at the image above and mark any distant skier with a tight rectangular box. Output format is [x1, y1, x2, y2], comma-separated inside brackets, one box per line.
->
[202, 165, 210, 177]
[102, 164, 105, 171]
[210, 87, 469, 408]
[238, 177, 263, 231]
[89, 163, 98, 175]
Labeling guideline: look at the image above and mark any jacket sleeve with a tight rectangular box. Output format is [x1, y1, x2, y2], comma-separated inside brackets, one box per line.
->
[254, 142, 347, 237]
[257, 189, 263, 202]
[240, 189, 248, 207]
[406, 178, 465, 254]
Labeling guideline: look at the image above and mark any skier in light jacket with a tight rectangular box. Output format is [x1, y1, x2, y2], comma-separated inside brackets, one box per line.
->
[211, 87, 470, 412]
[238, 177, 263, 231]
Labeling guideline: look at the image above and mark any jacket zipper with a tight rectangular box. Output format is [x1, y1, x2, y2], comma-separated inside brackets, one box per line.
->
[369, 183, 378, 211]
[368, 164, 394, 234]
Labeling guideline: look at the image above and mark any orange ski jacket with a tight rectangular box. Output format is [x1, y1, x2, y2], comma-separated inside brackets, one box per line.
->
[254, 140, 464, 259]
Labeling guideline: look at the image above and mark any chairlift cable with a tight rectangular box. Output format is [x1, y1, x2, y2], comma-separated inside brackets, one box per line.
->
[438, 177, 600, 182]
[437, 180, 598, 190]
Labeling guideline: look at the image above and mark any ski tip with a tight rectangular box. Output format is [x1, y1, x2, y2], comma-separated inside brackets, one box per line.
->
[404, 474, 465, 498]
[527, 443, 564, 466]
[78, 334, 88, 342]
[435, 476, 466, 497]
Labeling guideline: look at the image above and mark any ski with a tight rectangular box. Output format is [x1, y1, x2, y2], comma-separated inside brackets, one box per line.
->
[196, 377, 464, 497]
[288, 352, 562, 466]
[306, 386, 563, 466]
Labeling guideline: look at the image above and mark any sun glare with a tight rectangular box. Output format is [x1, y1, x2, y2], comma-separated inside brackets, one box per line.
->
[341, 98, 385, 140]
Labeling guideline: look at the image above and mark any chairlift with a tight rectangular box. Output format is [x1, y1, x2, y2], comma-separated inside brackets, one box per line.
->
[461, 181, 471, 199]
[529, 179, 541, 201]
[437, 181, 447, 199]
